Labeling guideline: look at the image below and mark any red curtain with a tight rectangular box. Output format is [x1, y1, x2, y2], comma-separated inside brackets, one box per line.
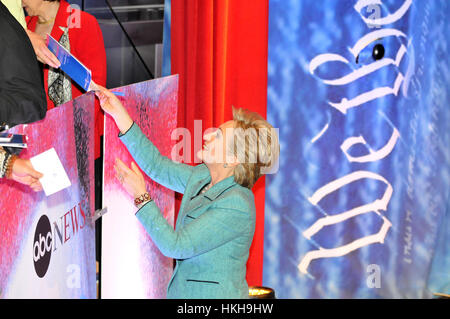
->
[170, 0, 269, 286]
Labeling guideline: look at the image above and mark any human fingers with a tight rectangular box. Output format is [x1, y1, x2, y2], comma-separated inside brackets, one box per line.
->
[37, 44, 60, 68]
[11, 173, 34, 186]
[96, 92, 108, 106]
[115, 158, 133, 176]
[43, 48, 61, 68]
[24, 162, 43, 180]
[114, 159, 134, 184]
[113, 162, 124, 180]
[130, 162, 144, 179]
[95, 85, 116, 99]
[30, 180, 43, 192]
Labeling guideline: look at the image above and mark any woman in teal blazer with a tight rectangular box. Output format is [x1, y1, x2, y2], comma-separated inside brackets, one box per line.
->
[96, 86, 279, 299]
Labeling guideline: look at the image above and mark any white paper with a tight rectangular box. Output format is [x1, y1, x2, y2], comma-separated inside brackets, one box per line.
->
[30, 148, 71, 196]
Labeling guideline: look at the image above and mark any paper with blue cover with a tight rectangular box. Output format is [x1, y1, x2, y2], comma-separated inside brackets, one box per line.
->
[0, 134, 27, 148]
[46, 34, 92, 91]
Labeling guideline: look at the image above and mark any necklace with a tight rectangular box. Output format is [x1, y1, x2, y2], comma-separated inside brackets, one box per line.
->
[37, 17, 56, 25]
[200, 183, 213, 194]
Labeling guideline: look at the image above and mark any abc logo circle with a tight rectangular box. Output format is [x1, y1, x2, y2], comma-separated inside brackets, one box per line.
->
[33, 215, 52, 278]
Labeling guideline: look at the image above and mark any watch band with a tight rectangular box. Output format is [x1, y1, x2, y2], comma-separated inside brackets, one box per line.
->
[134, 192, 152, 208]
[5, 154, 17, 179]
[0, 148, 11, 178]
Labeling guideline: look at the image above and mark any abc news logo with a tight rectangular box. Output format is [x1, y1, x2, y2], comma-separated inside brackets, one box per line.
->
[32, 202, 87, 278]
[33, 215, 52, 278]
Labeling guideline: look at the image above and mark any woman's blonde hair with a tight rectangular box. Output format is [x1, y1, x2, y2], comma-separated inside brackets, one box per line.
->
[228, 107, 280, 189]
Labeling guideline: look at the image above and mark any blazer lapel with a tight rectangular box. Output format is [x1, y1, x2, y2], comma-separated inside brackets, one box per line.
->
[203, 175, 237, 201]
[183, 178, 211, 212]
[189, 178, 211, 200]
[175, 173, 210, 229]
[177, 166, 238, 227]
[181, 175, 238, 223]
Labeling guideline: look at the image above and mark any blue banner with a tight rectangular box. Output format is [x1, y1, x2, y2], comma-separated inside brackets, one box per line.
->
[264, 0, 449, 298]
[162, 0, 172, 77]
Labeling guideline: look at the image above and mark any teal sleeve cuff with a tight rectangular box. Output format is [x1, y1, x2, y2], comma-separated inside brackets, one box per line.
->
[118, 121, 136, 138]
[135, 200, 164, 237]
[135, 199, 154, 216]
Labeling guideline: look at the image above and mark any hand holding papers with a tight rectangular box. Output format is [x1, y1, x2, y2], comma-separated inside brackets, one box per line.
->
[95, 85, 134, 134]
[88, 80, 98, 92]
[30, 148, 71, 196]
[26, 30, 61, 68]
[45, 37, 124, 99]
[90, 80, 125, 97]
[8, 157, 43, 192]
[46, 34, 92, 91]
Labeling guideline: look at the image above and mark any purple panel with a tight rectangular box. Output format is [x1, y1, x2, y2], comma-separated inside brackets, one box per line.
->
[0, 94, 96, 298]
[102, 75, 178, 298]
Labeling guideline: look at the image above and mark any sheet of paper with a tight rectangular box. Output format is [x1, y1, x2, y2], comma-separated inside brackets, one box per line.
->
[30, 148, 71, 197]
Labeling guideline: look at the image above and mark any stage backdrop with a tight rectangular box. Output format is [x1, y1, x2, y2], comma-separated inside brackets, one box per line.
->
[264, 0, 449, 298]
[0, 93, 96, 298]
[102, 76, 178, 298]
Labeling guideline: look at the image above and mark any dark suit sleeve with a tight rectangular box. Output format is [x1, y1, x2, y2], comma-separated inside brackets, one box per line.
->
[0, 2, 47, 128]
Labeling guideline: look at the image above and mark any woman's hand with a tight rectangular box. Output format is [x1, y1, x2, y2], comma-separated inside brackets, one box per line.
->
[95, 85, 133, 134]
[114, 158, 147, 199]
[9, 157, 43, 192]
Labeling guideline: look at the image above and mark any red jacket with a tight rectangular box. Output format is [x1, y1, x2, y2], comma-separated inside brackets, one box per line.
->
[26, 0, 107, 159]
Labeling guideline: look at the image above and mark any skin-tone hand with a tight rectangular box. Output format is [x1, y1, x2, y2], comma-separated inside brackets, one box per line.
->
[88, 80, 98, 92]
[9, 157, 43, 192]
[26, 30, 61, 68]
[114, 158, 147, 198]
[94, 85, 133, 134]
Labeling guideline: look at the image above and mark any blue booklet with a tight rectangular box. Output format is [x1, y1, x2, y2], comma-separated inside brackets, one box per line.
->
[46, 34, 92, 91]
[0, 134, 27, 148]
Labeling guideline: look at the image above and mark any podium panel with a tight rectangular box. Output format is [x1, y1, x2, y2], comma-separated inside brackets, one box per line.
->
[0, 93, 96, 298]
[102, 75, 178, 298]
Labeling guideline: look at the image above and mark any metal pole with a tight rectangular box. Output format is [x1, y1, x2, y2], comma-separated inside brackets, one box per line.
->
[104, 0, 154, 79]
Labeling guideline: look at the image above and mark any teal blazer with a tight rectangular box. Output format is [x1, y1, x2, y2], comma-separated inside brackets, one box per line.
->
[119, 123, 256, 299]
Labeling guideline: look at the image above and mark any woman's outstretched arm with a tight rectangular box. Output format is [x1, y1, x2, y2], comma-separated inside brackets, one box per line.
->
[135, 192, 255, 260]
[96, 85, 193, 193]
[119, 122, 193, 194]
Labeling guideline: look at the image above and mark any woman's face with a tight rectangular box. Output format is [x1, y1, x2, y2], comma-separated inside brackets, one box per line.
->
[198, 120, 235, 166]
[22, 0, 45, 16]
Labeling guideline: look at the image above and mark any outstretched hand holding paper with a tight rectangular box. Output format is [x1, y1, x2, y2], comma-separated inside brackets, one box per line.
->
[30, 148, 71, 196]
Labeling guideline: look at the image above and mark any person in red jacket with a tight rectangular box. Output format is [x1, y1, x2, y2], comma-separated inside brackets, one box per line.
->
[24, 0, 107, 160]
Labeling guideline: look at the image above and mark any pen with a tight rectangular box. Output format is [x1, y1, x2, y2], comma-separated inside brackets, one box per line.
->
[110, 91, 125, 97]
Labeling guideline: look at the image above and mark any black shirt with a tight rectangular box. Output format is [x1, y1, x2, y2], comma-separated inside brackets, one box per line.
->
[0, 1, 46, 130]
